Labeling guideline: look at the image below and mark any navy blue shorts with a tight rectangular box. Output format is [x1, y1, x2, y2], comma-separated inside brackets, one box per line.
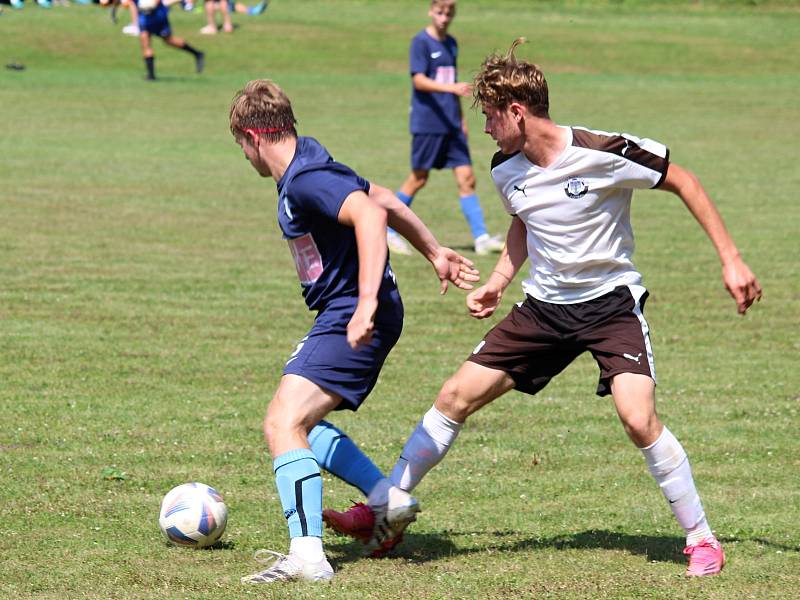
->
[139, 5, 172, 37]
[411, 130, 472, 171]
[282, 322, 402, 411]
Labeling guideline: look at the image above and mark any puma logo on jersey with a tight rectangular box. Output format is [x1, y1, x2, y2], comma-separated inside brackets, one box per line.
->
[513, 184, 528, 197]
[623, 352, 642, 364]
[472, 340, 486, 355]
[622, 138, 633, 156]
[430, 51, 443, 59]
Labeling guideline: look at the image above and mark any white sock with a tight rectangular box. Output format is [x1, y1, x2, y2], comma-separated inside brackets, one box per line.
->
[289, 536, 325, 563]
[366, 477, 392, 507]
[640, 427, 713, 545]
[389, 406, 462, 492]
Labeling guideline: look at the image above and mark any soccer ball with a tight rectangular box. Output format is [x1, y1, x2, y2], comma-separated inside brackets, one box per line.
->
[158, 482, 228, 548]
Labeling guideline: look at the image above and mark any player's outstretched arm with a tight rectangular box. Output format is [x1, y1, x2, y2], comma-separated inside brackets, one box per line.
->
[338, 190, 388, 349]
[467, 216, 527, 319]
[659, 163, 762, 315]
[368, 183, 480, 294]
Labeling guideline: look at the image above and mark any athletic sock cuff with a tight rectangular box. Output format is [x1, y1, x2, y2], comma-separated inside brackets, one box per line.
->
[425, 406, 462, 427]
[422, 406, 463, 447]
[273, 448, 317, 471]
[639, 425, 669, 451]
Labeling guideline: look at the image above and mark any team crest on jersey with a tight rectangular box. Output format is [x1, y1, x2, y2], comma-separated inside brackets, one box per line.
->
[564, 177, 589, 199]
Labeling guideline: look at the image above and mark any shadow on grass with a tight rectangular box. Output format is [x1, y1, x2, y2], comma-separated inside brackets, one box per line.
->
[330, 529, 686, 565]
[327, 528, 798, 567]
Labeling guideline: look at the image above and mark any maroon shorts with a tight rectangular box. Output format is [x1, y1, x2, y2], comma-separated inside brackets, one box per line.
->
[467, 285, 655, 397]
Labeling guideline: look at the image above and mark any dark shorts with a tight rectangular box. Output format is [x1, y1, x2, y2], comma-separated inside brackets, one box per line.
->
[282, 317, 403, 412]
[139, 5, 172, 37]
[467, 285, 656, 397]
[411, 130, 472, 171]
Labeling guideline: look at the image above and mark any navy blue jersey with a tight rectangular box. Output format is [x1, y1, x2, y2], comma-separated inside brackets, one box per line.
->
[409, 30, 461, 134]
[277, 137, 400, 321]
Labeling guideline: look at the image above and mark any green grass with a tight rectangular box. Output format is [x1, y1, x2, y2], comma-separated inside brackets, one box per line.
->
[1, 1, 799, 598]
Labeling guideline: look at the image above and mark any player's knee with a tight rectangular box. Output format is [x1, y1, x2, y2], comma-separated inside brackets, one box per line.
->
[459, 173, 476, 193]
[436, 377, 472, 421]
[622, 413, 661, 447]
[262, 411, 279, 445]
[263, 401, 289, 444]
[411, 171, 429, 190]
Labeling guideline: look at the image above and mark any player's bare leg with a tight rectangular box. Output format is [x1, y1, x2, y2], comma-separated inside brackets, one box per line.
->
[243, 376, 339, 584]
[453, 165, 502, 255]
[163, 34, 204, 73]
[138, 31, 156, 80]
[611, 373, 724, 576]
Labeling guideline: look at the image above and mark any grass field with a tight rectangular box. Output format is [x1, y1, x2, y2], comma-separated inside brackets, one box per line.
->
[1, 1, 799, 598]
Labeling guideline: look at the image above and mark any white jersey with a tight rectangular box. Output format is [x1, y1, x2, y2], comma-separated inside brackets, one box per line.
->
[491, 126, 669, 304]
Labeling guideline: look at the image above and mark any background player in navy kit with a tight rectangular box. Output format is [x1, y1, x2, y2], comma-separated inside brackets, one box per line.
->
[389, 0, 504, 257]
[135, 0, 204, 80]
[332, 39, 762, 577]
[229, 79, 479, 584]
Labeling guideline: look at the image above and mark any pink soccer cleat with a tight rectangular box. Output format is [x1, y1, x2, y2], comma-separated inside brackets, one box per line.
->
[683, 536, 726, 576]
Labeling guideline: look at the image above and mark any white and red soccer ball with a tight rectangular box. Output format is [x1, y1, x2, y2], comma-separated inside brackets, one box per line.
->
[158, 482, 227, 548]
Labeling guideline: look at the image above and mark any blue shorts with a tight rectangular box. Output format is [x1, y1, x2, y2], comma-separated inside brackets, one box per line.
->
[411, 130, 472, 171]
[282, 315, 403, 411]
[139, 5, 172, 37]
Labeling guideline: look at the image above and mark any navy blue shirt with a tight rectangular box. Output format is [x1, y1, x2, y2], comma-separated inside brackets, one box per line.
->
[409, 30, 461, 134]
[276, 137, 400, 324]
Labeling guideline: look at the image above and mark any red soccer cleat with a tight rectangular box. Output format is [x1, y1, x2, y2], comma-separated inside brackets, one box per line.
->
[323, 502, 374, 543]
[323, 502, 413, 558]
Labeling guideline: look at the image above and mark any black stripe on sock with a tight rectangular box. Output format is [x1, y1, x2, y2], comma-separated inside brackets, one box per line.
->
[294, 472, 321, 537]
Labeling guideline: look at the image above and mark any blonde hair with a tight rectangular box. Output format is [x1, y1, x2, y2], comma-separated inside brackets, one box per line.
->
[229, 79, 297, 142]
[473, 38, 550, 118]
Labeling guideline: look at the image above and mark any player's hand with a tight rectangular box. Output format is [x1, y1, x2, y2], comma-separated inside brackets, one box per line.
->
[347, 299, 378, 349]
[451, 82, 472, 97]
[433, 247, 480, 295]
[466, 283, 503, 319]
[722, 257, 762, 315]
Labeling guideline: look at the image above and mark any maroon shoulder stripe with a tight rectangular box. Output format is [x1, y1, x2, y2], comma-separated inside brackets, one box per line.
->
[491, 150, 519, 170]
[571, 128, 668, 177]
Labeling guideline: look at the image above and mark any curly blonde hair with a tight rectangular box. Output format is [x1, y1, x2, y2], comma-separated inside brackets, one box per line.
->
[229, 79, 297, 142]
[473, 38, 549, 118]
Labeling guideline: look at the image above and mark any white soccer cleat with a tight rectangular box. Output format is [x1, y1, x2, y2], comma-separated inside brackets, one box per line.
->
[387, 231, 412, 256]
[241, 549, 334, 584]
[474, 233, 505, 255]
[122, 24, 140, 36]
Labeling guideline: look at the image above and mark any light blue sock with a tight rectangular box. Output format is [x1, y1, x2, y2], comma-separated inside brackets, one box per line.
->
[388, 192, 414, 236]
[309, 421, 385, 496]
[459, 194, 488, 239]
[273, 448, 323, 538]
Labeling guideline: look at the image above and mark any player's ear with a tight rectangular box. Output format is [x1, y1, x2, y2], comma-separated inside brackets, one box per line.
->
[509, 102, 525, 122]
[246, 130, 260, 146]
